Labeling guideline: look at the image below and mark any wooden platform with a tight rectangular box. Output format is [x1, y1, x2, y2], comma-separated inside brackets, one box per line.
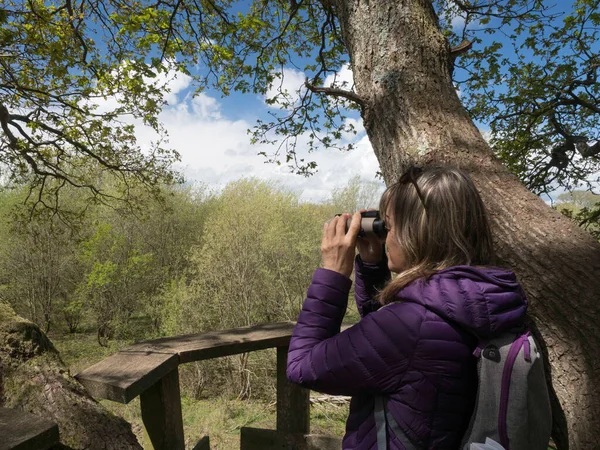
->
[75, 321, 347, 450]
[0, 407, 59, 450]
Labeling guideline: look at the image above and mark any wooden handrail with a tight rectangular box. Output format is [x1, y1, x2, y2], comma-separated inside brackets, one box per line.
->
[76, 322, 296, 403]
[75, 322, 344, 450]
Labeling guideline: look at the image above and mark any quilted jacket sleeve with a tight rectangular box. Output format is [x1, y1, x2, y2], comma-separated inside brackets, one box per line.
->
[354, 254, 391, 318]
[286, 268, 422, 396]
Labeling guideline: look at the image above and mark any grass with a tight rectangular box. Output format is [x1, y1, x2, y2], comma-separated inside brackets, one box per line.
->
[50, 330, 348, 450]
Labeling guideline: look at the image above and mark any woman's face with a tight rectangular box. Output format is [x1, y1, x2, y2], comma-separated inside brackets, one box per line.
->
[385, 208, 406, 273]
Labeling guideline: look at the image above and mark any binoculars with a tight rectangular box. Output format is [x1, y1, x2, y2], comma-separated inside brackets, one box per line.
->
[336, 210, 387, 239]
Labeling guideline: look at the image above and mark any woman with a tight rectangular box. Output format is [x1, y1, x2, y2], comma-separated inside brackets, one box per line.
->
[286, 166, 528, 449]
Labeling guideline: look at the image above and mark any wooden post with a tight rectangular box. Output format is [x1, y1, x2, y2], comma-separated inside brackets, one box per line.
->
[276, 346, 310, 434]
[140, 368, 185, 450]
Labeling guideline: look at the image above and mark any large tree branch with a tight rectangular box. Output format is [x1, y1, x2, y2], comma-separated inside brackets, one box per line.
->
[0, 103, 18, 148]
[304, 81, 365, 107]
[9, 114, 124, 171]
[450, 39, 473, 59]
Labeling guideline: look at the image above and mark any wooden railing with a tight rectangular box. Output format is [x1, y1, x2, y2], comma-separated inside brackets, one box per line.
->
[75, 322, 344, 450]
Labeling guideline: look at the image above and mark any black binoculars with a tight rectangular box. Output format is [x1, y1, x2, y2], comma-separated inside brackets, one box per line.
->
[336, 210, 387, 239]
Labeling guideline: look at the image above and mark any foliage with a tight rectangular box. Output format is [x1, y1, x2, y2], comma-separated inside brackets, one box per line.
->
[3, 0, 598, 201]
[555, 190, 600, 240]
[0, 173, 375, 350]
[0, 181, 209, 341]
[0, 1, 182, 212]
[437, 0, 600, 195]
[328, 175, 384, 214]
[0, 0, 354, 203]
[0, 190, 83, 332]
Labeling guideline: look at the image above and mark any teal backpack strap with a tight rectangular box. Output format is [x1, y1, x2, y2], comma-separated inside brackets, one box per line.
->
[374, 395, 424, 450]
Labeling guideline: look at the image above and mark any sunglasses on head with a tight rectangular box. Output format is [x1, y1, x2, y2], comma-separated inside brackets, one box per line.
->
[399, 165, 426, 208]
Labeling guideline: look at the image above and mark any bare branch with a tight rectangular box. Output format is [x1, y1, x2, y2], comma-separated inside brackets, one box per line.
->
[304, 81, 366, 108]
[0, 103, 18, 148]
[450, 39, 473, 59]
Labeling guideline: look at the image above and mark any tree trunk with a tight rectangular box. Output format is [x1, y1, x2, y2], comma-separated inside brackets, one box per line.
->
[0, 302, 142, 449]
[336, 1, 600, 449]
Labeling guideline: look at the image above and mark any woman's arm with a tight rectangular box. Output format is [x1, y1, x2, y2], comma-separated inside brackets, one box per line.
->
[354, 253, 391, 317]
[286, 267, 419, 396]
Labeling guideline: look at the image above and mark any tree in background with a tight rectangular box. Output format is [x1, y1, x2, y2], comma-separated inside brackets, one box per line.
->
[439, 0, 600, 195]
[555, 190, 600, 240]
[0, 181, 207, 338]
[163, 179, 322, 399]
[0, 210, 81, 332]
[329, 175, 384, 214]
[0, 186, 86, 332]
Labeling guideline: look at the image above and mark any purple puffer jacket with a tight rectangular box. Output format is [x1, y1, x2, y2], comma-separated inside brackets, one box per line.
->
[287, 256, 528, 449]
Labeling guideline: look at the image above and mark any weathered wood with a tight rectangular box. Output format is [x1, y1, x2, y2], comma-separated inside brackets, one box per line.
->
[276, 346, 310, 434]
[140, 368, 185, 450]
[129, 321, 296, 364]
[75, 351, 178, 403]
[240, 427, 342, 450]
[191, 436, 210, 450]
[76, 322, 297, 404]
[310, 395, 351, 405]
[0, 407, 59, 450]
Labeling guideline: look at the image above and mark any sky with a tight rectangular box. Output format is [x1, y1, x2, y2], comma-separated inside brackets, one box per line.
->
[124, 64, 382, 205]
[111, 1, 587, 206]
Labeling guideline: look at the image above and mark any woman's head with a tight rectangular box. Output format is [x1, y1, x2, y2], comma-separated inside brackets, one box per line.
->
[378, 165, 494, 303]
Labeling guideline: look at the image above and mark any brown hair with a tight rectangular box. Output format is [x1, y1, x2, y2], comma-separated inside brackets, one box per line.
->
[378, 165, 494, 304]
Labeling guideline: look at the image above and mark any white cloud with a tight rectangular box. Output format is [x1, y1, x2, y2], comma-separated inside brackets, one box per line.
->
[164, 104, 382, 203]
[163, 71, 193, 105]
[324, 64, 354, 88]
[451, 13, 466, 30]
[89, 65, 382, 203]
[265, 68, 307, 110]
[479, 128, 492, 143]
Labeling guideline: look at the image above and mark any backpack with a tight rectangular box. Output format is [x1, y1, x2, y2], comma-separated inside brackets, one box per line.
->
[374, 330, 552, 450]
[460, 330, 552, 450]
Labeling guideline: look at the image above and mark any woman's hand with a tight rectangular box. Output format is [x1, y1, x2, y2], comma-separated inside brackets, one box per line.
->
[321, 211, 362, 278]
[356, 209, 384, 264]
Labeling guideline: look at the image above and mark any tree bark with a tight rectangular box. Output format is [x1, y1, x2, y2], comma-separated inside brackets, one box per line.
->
[0, 302, 142, 450]
[335, 1, 600, 449]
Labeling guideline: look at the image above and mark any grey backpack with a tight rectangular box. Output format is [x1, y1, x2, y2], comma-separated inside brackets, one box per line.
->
[460, 330, 552, 450]
[375, 330, 552, 450]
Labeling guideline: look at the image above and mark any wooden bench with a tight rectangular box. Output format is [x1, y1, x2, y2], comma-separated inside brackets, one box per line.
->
[75, 321, 345, 450]
[0, 407, 59, 450]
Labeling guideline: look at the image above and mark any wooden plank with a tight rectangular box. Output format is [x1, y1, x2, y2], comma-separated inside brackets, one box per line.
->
[76, 322, 350, 404]
[128, 321, 296, 364]
[75, 351, 178, 403]
[276, 346, 310, 434]
[240, 427, 342, 450]
[191, 436, 210, 450]
[140, 368, 185, 450]
[0, 407, 59, 450]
